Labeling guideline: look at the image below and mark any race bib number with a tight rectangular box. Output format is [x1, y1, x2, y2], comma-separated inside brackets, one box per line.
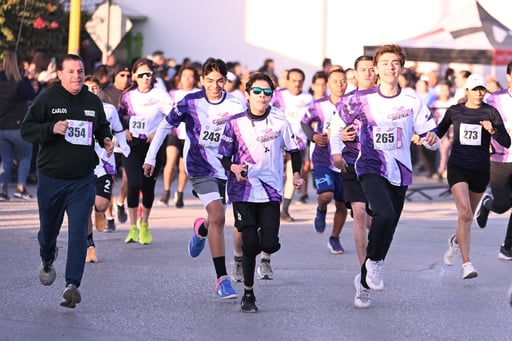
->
[373, 127, 402, 150]
[65, 120, 92, 146]
[129, 116, 148, 137]
[199, 126, 222, 148]
[459, 123, 482, 146]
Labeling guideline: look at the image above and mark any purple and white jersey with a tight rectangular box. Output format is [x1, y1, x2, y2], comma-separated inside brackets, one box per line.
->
[331, 88, 374, 165]
[169, 88, 201, 140]
[166, 90, 247, 179]
[340, 86, 436, 186]
[119, 87, 172, 139]
[302, 97, 338, 171]
[94, 103, 127, 177]
[219, 106, 300, 203]
[486, 89, 512, 163]
[271, 88, 312, 150]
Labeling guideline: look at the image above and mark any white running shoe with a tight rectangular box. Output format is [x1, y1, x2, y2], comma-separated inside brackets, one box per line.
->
[365, 258, 384, 291]
[462, 262, 478, 279]
[354, 274, 371, 308]
[443, 234, 459, 266]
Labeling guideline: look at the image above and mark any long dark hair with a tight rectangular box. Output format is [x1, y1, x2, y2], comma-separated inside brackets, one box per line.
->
[2, 51, 23, 83]
[123, 57, 155, 94]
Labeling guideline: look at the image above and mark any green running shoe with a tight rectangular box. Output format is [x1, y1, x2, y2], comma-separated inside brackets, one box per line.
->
[138, 221, 152, 245]
[125, 225, 139, 243]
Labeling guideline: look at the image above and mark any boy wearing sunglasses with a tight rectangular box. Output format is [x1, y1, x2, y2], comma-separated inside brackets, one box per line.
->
[218, 72, 304, 312]
[143, 58, 247, 299]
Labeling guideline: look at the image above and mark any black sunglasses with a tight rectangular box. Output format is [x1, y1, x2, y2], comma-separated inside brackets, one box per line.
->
[250, 87, 273, 96]
[135, 71, 153, 79]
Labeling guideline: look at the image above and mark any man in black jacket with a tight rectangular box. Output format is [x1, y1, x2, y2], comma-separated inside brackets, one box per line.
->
[20, 54, 113, 309]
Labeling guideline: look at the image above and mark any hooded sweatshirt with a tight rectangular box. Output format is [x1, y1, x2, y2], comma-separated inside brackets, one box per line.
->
[20, 81, 112, 179]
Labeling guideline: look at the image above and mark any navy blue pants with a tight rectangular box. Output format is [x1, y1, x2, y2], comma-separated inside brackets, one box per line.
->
[37, 172, 95, 287]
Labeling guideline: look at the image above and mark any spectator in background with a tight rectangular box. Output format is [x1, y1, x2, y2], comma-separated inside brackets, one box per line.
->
[430, 81, 456, 181]
[258, 58, 277, 80]
[225, 71, 246, 103]
[99, 62, 132, 231]
[309, 71, 327, 100]
[94, 64, 110, 89]
[454, 70, 471, 103]
[345, 68, 357, 93]
[321, 58, 332, 77]
[486, 75, 502, 93]
[272, 68, 313, 221]
[158, 66, 201, 208]
[0, 51, 37, 201]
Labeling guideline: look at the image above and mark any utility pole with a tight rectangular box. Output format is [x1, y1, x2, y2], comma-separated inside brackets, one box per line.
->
[68, 0, 81, 54]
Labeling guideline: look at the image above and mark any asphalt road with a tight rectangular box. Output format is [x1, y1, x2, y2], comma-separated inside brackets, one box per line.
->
[0, 177, 511, 340]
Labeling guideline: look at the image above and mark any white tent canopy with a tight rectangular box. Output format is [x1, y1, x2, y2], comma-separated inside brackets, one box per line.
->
[364, 0, 512, 66]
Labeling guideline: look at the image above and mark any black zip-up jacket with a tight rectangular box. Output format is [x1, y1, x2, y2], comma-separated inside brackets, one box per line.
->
[20, 81, 112, 179]
[0, 71, 36, 129]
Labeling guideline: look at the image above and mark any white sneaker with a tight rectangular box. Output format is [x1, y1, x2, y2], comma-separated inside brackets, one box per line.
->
[365, 258, 384, 291]
[231, 256, 243, 282]
[354, 274, 371, 308]
[443, 234, 459, 266]
[462, 262, 478, 279]
[257, 259, 273, 280]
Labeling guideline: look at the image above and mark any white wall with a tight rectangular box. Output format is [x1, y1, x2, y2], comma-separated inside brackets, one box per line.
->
[111, 0, 510, 85]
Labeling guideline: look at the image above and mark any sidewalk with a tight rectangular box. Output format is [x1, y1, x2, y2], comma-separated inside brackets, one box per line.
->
[0, 177, 511, 340]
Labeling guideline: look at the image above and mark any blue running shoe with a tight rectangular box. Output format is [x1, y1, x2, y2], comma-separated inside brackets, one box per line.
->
[327, 236, 344, 254]
[215, 276, 238, 299]
[188, 217, 206, 257]
[314, 207, 327, 233]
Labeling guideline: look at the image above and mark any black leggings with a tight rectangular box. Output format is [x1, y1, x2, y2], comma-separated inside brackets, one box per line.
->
[359, 173, 407, 261]
[122, 139, 166, 209]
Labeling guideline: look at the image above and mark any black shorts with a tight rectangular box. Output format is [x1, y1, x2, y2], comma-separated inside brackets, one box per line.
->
[232, 201, 280, 231]
[95, 174, 114, 200]
[447, 162, 489, 193]
[341, 163, 367, 204]
[166, 134, 185, 158]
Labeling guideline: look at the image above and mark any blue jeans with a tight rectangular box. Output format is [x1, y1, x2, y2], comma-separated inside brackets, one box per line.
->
[0, 129, 33, 192]
[37, 172, 95, 287]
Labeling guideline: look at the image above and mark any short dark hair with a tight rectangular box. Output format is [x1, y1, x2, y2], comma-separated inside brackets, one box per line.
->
[287, 68, 305, 81]
[507, 60, 512, 75]
[311, 71, 327, 83]
[84, 75, 100, 84]
[245, 72, 275, 93]
[354, 55, 373, 69]
[57, 54, 83, 71]
[202, 57, 227, 77]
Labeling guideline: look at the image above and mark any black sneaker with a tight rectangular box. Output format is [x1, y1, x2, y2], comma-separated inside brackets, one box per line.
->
[298, 194, 308, 204]
[240, 293, 258, 313]
[175, 191, 184, 208]
[117, 203, 127, 223]
[159, 190, 170, 206]
[60, 284, 81, 309]
[280, 211, 295, 222]
[13, 188, 33, 200]
[105, 218, 116, 232]
[0, 191, 10, 201]
[498, 244, 512, 260]
[475, 193, 492, 228]
[39, 248, 58, 286]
